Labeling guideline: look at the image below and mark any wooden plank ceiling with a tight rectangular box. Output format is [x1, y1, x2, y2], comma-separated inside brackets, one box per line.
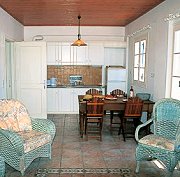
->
[0, 0, 165, 26]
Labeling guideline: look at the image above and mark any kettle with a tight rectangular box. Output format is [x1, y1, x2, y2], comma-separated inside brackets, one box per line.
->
[50, 77, 57, 87]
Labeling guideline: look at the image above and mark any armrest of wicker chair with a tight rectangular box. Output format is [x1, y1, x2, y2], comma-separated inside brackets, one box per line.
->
[0, 129, 24, 156]
[31, 118, 56, 142]
[135, 118, 154, 142]
[175, 133, 180, 151]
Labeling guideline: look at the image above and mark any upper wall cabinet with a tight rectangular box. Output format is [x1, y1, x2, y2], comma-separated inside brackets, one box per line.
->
[88, 43, 104, 65]
[104, 47, 126, 67]
[47, 42, 126, 66]
[47, 42, 71, 65]
[47, 42, 59, 65]
[47, 42, 89, 65]
[71, 45, 89, 65]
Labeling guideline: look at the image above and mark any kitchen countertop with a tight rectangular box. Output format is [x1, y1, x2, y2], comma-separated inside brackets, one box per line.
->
[47, 85, 105, 88]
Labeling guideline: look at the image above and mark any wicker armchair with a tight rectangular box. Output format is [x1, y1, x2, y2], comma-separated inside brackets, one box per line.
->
[0, 99, 56, 176]
[0, 156, 5, 177]
[135, 98, 180, 177]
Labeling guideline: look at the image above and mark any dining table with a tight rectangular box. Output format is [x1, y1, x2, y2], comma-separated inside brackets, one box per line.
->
[78, 95, 155, 138]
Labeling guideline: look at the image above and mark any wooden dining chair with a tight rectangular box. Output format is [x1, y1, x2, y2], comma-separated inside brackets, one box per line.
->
[85, 98, 104, 141]
[110, 89, 125, 128]
[118, 97, 143, 141]
[86, 88, 100, 95]
[110, 89, 125, 96]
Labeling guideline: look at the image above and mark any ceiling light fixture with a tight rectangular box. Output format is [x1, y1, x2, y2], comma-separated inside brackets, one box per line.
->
[71, 15, 87, 47]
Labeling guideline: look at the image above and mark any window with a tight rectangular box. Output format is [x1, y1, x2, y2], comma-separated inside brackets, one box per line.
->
[133, 36, 147, 86]
[171, 25, 180, 100]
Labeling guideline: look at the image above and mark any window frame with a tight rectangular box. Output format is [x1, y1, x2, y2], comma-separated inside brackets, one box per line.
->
[133, 33, 148, 87]
[170, 23, 180, 100]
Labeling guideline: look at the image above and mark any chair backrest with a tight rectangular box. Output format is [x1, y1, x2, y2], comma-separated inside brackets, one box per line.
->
[0, 99, 32, 132]
[124, 97, 143, 117]
[86, 89, 100, 95]
[86, 99, 104, 117]
[110, 89, 125, 96]
[153, 98, 180, 140]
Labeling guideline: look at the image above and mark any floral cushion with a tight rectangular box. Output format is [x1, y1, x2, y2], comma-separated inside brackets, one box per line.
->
[0, 99, 32, 132]
[139, 134, 175, 151]
[17, 130, 51, 153]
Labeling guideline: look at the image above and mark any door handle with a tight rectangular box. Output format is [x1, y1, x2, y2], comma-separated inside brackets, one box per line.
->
[40, 80, 46, 89]
[9, 80, 11, 88]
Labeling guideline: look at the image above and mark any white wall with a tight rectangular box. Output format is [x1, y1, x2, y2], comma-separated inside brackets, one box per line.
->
[125, 0, 180, 101]
[0, 7, 23, 41]
[0, 7, 23, 99]
[24, 26, 125, 43]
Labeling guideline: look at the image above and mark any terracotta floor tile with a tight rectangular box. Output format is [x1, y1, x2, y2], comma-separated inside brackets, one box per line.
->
[61, 157, 84, 168]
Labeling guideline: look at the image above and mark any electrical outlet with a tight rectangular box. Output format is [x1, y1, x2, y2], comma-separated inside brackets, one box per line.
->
[150, 73, 154, 78]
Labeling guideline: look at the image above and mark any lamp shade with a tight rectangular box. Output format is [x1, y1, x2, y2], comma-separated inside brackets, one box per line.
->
[71, 39, 87, 46]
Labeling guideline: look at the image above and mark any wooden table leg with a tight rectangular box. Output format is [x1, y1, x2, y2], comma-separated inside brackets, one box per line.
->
[79, 112, 84, 138]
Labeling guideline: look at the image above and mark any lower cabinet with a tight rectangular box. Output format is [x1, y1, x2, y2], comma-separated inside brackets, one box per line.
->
[47, 87, 105, 114]
[47, 88, 90, 114]
[47, 88, 59, 113]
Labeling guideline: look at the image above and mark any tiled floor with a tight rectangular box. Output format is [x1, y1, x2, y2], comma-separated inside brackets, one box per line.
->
[5, 114, 180, 177]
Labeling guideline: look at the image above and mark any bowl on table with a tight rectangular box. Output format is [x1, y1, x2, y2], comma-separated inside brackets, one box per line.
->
[136, 93, 151, 101]
[83, 94, 93, 101]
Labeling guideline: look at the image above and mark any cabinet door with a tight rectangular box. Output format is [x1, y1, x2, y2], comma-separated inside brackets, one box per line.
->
[73, 46, 89, 65]
[61, 42, 71, 64]
[59, 88, 72, 113]
[47, 42, 58, 65]
[88, 43, 104, 65]
[104, 47, 126, 66]
[73, 88, 87, 113]
[47, 88, 58, 113]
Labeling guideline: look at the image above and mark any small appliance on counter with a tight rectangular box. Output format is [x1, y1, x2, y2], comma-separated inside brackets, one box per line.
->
[69, 75, 82, 86]
[50, 77, 57, 87]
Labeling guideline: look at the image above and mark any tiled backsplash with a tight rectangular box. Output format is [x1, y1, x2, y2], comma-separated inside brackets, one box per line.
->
[47, 65, 102, 86]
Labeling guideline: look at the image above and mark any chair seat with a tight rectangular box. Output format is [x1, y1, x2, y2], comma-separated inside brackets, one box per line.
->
[139, 134, 175, 151]
[17, 130, 51, 153]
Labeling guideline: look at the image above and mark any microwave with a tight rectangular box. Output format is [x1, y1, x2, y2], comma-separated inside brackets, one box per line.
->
[69, 75, 82, 85]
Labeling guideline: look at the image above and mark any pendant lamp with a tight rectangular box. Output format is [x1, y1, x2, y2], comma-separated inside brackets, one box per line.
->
[71, 15, 87, 46]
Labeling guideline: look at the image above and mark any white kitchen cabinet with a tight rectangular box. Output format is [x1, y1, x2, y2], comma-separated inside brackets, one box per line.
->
[61, 43, 71, 64]
[72, 46, 89, 65]
[59, 88, 87, 113]
[47, 88, 59, 112]
[47, 87, 104, 114]
[47, 42, 71, 65]
[59, 88, 73, 112]
[47, 42, 60, 65]
[88, 43, 104, 65]
[104, 47, 126, 66]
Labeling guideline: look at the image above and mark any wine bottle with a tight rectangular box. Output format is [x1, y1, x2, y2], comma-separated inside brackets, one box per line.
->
[130, 86, 134, 98]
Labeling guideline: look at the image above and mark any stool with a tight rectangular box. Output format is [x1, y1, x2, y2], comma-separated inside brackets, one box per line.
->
[0, 156, 5, 177]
